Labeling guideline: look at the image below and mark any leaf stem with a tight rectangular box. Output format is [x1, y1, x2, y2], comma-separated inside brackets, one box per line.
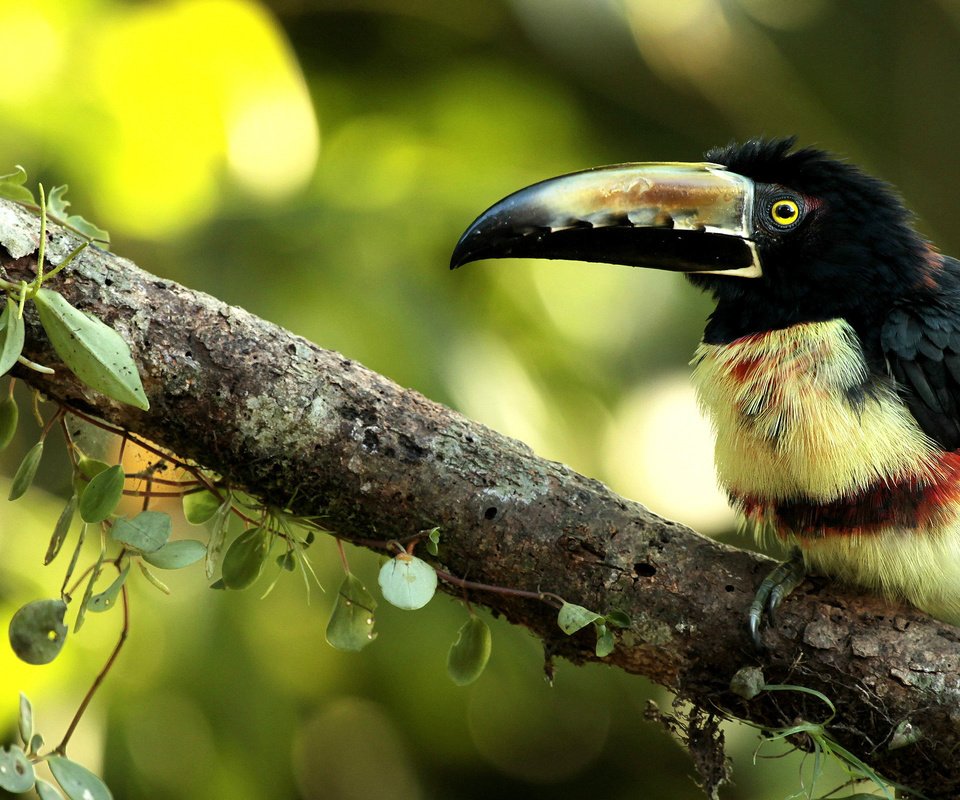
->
[56, 575, 130, 756]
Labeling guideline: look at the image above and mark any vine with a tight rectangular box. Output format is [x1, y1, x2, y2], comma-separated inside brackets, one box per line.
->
[0, 169, 630, 800]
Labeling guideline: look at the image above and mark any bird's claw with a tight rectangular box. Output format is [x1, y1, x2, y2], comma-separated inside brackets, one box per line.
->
[748, 548, 806, 649]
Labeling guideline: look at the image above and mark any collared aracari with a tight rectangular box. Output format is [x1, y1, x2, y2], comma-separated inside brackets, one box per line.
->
[450, 137, 960, 642]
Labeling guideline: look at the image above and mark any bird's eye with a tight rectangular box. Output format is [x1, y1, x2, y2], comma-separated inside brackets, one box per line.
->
[769, 197, 801, 228]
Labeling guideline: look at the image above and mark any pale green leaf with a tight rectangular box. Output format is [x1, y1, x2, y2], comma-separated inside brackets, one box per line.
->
[0, 165, 35, 204]
[45, 493, 78, 565]
[0, 392, 19, 450]
[378, 554, 437, 610]
[17, 692, 32, 747]
[182, 488, 221, 525]
[447, 615, 491, 686]
[557, 602, 602, 634]
[48, 756, 113, 800]
[8, 598, 68, 664]
[78, 463, 124, 523]
[8, 440, 43, 500]
[137, 560, 170, 594]
[33, 287, 148, 410]
[0, 744, 34, 792]
[325, 573, 377, 651]
[143, 539, 206, 569]
[87, 564, 130, 613]
[36, 778, 66, 800]
[110, 511, 171, 553]
[46, 185, 110, 244]
[204, 497, 232, 580]
[594, 623, 614, 658]
[221, 527, 270, 590]
[28, 733, 43, 757]
[0, 297, 25, 376]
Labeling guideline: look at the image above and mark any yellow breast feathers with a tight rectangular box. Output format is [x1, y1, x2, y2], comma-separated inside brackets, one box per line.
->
[691, 318, 939, 503]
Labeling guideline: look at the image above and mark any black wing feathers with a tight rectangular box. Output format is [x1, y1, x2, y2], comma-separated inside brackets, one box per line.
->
[882, 282, 960, 450]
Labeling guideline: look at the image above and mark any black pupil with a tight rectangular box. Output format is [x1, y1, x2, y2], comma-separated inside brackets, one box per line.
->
[774, 202, 793, 219]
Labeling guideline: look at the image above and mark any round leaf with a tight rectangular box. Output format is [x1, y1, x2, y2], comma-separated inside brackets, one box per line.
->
[221, 527, 269, 590]
[33, 287, 149, 411]
[78, 464, 125, 523]
[8, 440, 43, 500]
[8, 598, 68, 665]
[182, 489, 221, 525]
[110, 511, 171, 553]
[447, 615, 492, 686]
[143, 539, 206, 569]
[326, 573, 377, 652]
[378, 554, 437, 610]
[48, 756, 113, 800]
[557, 602, 603, 635]
[595, 623, 615, 658]
[76, 456, 111, 481]
[0, 744, 34, 792]
[0, 392, 18, 451]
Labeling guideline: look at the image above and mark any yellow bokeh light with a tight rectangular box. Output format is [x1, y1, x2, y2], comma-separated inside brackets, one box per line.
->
[86, 0, 318, 236]
[603, 373, 735, 534]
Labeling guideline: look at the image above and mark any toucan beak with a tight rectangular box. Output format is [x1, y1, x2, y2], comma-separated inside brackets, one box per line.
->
[450, 163, 762, 278]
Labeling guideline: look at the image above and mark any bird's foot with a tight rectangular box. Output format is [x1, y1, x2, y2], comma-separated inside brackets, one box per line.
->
[748, 547, 806, 648]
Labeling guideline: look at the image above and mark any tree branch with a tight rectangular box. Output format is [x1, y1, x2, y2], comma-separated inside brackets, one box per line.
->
[2, 199, 959, 797]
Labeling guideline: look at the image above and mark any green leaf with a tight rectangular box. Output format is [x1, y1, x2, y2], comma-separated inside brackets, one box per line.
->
[557, 602, 603, 634]
[36, 778, 66, 800]
[78, 464, 124, 523]
[28, 733, 43, 757]
[45, 493, 78, 565]
[87, 564, 130, 613]
[48, 755, 113, 800]
[276, 550, 296, 571]
[182, 488, 221, 525]
[447, 615, 492, 686]
[74, 544, 106, 633]
[136, 560, 170, 594]
[425, 526, 440, 556]
[604, 609, 631, 629]
[8, 598, 68, 664]
[0, 165, 35, 204]
[204, 497, 232, 580]
[46, 185, 110, 244]
[110, 511, 171, 553]
[0, 297, 25, 376]
[325, 573, 378, 652]
[143, 539, 206, 569]
[9, 440, 43, 500]
[0, 744, 34, 792]
[221, 527, 270, 590]
[17, 692, 32, 747]
[76, 456, 111, 481]
[378, 554, 437, 610]
[594, 623, 615, 658]
[0, 392, 19, 451]
[33, 287, 148, 410]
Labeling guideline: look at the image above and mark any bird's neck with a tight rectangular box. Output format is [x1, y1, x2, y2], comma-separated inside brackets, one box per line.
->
[691, 318, 946, 526]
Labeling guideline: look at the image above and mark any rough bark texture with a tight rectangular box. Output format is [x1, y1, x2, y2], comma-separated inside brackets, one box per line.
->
[2, 199, 960, 797]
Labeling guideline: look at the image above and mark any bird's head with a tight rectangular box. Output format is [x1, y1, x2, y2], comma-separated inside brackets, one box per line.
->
[451, 138, 932, 343]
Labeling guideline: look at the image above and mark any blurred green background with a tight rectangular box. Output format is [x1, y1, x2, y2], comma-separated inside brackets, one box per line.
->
[1, 1, 958, 797]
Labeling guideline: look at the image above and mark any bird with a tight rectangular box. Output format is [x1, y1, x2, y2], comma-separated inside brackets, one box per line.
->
[450, 137, 960, 644]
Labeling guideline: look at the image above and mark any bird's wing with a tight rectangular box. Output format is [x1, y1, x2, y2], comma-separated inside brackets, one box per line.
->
[881, 295, 960, 450]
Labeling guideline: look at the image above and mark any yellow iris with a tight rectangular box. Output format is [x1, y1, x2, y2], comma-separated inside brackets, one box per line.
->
[771, 198, 801, 226]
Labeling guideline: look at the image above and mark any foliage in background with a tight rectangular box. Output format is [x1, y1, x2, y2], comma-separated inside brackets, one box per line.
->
[2, 1, 958, 798]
